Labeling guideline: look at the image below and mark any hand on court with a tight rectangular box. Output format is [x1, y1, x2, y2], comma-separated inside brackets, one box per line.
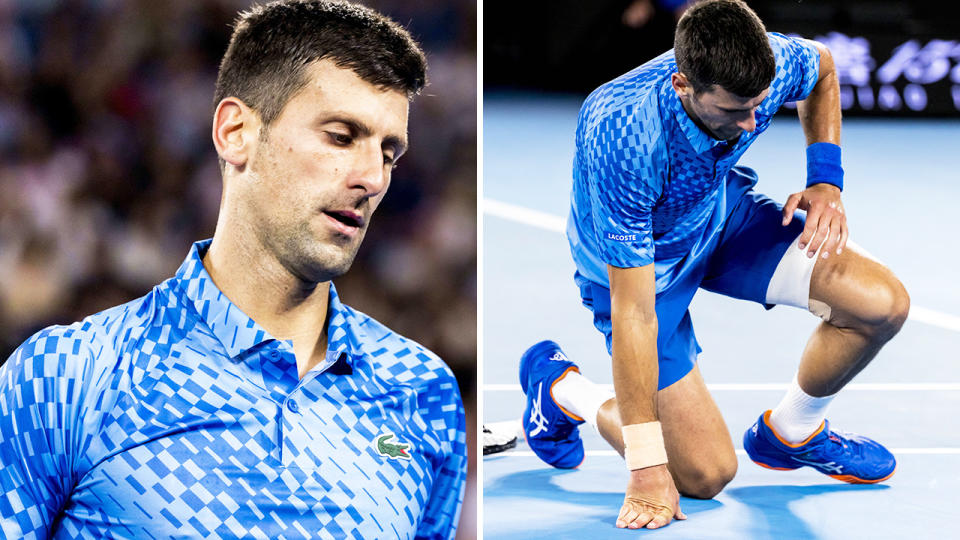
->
[781, 183, 847, 259]
[616, 464, 686, 529]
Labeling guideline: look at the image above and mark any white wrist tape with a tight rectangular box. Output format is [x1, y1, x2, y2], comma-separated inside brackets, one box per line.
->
[622, 421, 668, 470]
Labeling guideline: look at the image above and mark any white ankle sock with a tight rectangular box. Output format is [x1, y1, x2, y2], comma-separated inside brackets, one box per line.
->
[768, 374, 836, 444]
[552, 370, 615, 430]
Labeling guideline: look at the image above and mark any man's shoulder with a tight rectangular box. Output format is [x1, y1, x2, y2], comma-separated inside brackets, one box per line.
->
[766, 31, 819, 72]
[341, 303, 458, 389]
[763, 32, 821, 107]
[766, 31, 813, 55]
[3, 282, 176, 387]
[579, 50, 674, 139]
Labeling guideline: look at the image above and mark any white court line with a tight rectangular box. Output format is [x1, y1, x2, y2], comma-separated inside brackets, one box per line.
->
[498, 448, 960, 458]
[484, 383, 960, 391]
[485, 199, 566, 233]
[908, 306, 960, 333]
[484, 197, 960, 333]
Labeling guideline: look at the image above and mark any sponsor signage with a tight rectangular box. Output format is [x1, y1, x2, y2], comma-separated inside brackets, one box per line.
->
[784, 32, 960, 115]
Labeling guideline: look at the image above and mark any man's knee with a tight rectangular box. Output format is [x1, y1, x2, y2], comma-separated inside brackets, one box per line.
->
[839, 274, 910, 340]
[816, 256, 910, 340]
[674, 454, 737, 499]
[872, 276, 910, 338]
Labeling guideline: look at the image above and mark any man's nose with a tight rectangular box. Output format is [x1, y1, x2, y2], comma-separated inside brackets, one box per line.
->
[736, 110, 757, 133]
[350, 143, 389, 195]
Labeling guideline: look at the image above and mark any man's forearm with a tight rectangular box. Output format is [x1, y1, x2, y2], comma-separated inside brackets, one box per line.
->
[797, 43, 841, 145]
[610, 306, 659, 426]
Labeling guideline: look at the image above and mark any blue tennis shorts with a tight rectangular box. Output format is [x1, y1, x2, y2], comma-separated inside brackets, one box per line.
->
[575, 166, 808, 390]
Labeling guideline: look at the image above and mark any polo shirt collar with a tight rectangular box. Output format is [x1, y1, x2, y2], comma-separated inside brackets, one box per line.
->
[173, 239, 364, 365]
[659, 77, 727, 155]
[324, 280, 364, 365]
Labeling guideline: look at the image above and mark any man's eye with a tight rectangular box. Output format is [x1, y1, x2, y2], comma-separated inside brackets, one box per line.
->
[329, 132, 352, 145]
[383, 154, 396, 167]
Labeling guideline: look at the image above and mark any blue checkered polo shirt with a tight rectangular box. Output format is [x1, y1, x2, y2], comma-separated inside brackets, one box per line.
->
[568, 33, 821, 286]
[0, 239, 467, 539]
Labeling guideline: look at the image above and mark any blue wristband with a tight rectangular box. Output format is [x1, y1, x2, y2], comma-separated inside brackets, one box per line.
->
[806, 142, 843, 191]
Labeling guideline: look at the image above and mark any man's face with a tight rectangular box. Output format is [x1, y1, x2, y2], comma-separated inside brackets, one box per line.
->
[681, 83, 769, 142]
[243, 59, 409, 283]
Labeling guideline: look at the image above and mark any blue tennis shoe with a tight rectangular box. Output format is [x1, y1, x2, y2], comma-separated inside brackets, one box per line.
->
[743, 410, 896, 484]
[519, 340, 585, 469]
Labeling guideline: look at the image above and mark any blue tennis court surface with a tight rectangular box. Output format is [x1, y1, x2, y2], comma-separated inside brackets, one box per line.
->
[482, 94, 960, 539]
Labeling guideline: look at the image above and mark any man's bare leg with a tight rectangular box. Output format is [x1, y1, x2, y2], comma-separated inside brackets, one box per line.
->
[595, 365, 737, 499]
[796, 245, 909, 397]
[736, 243, 908, 483]
[552, 246, 907, 497]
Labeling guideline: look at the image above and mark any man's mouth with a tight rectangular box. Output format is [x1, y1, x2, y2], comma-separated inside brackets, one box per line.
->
[323, 209, 365, 235]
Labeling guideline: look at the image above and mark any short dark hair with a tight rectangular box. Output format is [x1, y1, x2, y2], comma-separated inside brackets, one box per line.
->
[214, 0, 427, 128]
[674, 0, 775, 98]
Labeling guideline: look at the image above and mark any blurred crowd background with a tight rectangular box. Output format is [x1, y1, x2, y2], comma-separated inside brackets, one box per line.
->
[0, 0, 476, 536]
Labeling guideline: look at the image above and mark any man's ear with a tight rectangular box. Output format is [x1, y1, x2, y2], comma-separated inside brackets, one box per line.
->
[671, 72, 692, 98]
[212, 97, 260, 171]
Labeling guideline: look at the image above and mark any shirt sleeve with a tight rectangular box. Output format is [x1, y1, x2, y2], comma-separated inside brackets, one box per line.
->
[0, 326, 89, 539]
[415, 375, 467, 540]
[768, 32, 822, 104]
[583, 105, 666, 269]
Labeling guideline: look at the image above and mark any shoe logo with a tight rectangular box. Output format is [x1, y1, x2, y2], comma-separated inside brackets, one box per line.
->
[376, 433, 412, 460]
[528, 382, 549, 437]
[548, 351, 568, 362]
[792, 456, 843, 473]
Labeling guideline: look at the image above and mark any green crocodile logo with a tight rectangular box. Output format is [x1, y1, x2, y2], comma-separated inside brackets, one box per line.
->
[376, 433, 411, 460]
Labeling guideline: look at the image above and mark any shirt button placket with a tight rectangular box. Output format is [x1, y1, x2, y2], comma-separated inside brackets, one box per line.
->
[286, 399, 299, 413]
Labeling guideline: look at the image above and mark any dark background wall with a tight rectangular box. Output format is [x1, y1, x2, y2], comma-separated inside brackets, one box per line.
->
[485, 0, 960, 116]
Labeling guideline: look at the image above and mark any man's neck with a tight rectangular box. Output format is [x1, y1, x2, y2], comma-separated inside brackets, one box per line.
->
[202, 232, 330, 378]
[678, 94, 723, 143]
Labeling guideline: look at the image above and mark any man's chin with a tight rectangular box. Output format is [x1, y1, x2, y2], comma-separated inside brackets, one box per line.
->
[294, 258, 354, 284]
[720, 130, 742, 142]
[282, 242, 359, 284]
